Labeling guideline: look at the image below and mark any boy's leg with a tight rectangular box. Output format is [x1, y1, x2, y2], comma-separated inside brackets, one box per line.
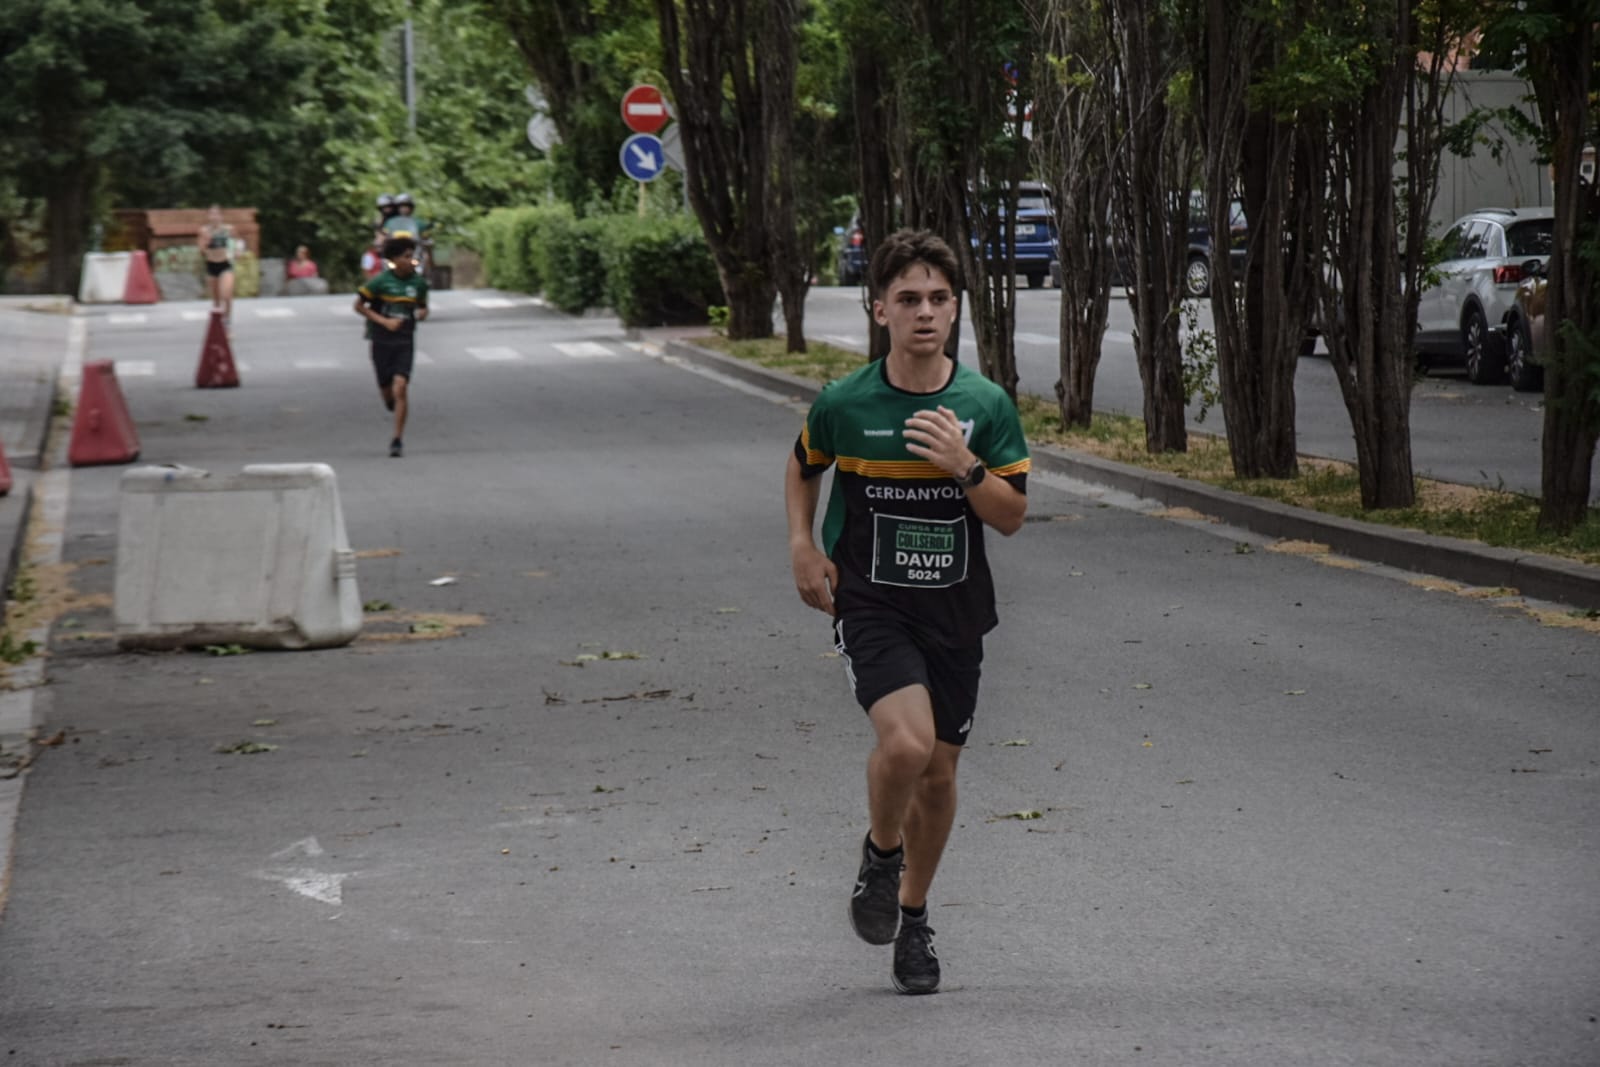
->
[865, 685, 938, 855]
[220, 269, 235, 322]
[391, 374, 409, 440]
[899, 741, 961, 908]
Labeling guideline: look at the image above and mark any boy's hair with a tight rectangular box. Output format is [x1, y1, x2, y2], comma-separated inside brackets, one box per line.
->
[868, 229, 961, 295]
[381, 235, 417, 260]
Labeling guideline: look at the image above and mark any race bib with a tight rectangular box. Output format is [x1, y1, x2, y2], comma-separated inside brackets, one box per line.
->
[870, 513, 969, 588]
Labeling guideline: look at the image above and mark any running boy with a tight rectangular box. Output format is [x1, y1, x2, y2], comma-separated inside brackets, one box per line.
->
[354, 235, 429, 457]
[784, 229, 1031, 995]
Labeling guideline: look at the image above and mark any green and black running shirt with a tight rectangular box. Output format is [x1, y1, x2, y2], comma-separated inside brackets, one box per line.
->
[794, 357, 1031, 647]
[358, 269, 428, 341]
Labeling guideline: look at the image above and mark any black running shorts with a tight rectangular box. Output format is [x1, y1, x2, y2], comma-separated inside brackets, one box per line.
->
[832, 614, 983, 747]
[370, 341, 415, 389]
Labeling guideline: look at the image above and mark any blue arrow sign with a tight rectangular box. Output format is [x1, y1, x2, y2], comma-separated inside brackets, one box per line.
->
[620, 133, 664, 182]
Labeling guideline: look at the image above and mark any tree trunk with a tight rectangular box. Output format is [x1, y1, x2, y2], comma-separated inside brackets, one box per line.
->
[46, 163, 91, 296]
[655, 0, 777, 342]
[1111, 0, 1194, 453]
[1534, 17, 1600, 532]
[849, 44, 895, 360]
[760, 0, 807, 353]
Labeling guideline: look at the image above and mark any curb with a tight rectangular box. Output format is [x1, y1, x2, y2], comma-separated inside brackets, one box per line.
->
[661, 337, 1600, 612]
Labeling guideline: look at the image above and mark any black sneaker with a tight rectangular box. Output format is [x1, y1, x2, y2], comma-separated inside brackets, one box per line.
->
[848, 833, 902, 945]
[892, 915, 940, 995]
[389, 438, 403, 458]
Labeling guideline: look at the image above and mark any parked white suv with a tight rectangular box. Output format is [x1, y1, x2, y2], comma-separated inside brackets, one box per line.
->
[1415, 206, 1555, 384]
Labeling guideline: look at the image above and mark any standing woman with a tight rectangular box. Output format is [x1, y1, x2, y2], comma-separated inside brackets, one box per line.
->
[197, 204, 235, 325]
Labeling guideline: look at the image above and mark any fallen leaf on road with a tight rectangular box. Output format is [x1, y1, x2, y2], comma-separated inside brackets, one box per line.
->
[363, 599, 394, 613]
[217, 741, 278, 755]
[1000, 739, 1031, 747]
[714, 607, 741, 614]
[253, 719, 278, 727]
[410, 619, 448, 634]
[1285, 689, 1306, 696]
[1132, 682, 1152, 690]
[994, 810, 1043, 821]
[543, 690, 567, 705]
[428, 576, 457, 587]
[204, 644, 250, 656]
[601, 650, 644, 660]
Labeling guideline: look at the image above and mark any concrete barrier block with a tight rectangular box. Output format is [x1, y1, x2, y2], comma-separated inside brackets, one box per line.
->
[78, 253, 133, 304]
[114, 464, 363, 650]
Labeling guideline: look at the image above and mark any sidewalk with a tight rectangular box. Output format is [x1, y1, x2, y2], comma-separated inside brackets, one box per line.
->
[0, 303, 71, 624]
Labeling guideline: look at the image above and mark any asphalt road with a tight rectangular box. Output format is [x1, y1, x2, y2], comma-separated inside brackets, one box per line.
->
[803, 285, 1585, 503]
[0, 292, 1596, 1065]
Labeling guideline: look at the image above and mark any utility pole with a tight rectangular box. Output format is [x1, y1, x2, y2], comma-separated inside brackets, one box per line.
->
[402, 9, 417, 132]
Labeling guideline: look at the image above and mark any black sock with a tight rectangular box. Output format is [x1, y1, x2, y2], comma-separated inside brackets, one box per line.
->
[866, 836, 902, 861]
[900, 904, 927, 922]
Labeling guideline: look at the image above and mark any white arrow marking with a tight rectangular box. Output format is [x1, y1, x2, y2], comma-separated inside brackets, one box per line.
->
[258, 837, 354, 906]
[630, 144, 659, 173]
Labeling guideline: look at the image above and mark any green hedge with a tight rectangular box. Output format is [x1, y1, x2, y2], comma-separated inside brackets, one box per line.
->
[598, 214, 723, 328]
[468, 206, 722, 326]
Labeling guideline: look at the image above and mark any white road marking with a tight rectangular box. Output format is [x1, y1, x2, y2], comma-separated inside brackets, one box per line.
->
[471, 297, 515, 310]
[255, 307, 296, 319]
[181, 310, 211, 322]
[108, 313, 147, 325]
[1016, 332, 1057, 345]
[255, 837, 354, 906]
[294, 359, 343, 370]
[823, 334, 866, 349]
[554, 341, 616, 359]
[467, 346, 523, 362]
[413, 350, 436, 365]
[116, 361, 156, 377]
[273, 837, 325, 859]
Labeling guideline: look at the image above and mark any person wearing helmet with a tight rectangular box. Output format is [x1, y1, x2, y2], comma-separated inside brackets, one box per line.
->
[382, 193, 429, 241]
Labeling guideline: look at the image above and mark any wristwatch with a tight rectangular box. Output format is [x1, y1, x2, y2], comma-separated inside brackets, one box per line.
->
[955, 459, 987, 490]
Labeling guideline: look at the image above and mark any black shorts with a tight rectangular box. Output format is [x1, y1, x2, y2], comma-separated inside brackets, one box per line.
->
[833, 614, 983, 747]
[370, 341, 415, 389]
[205, 260, 233, 278]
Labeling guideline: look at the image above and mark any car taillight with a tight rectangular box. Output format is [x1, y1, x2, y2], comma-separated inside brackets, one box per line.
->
[850, 229, 864, 247]
[1494, 264, 1523, 284]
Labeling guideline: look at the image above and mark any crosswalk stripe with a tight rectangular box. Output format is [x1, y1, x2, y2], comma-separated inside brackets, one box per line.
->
[117, 361, 156, 376]
[255, 308, 296, 319]
[108, 313, 147, 326]
[553, 341, 615, 359]
[467, 346, 523, 362]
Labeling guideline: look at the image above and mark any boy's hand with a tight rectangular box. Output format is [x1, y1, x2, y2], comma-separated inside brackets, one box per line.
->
[791, 543, 838, 616]
[383, 315, 405, 332]
[416, 307, 429, 323]
[903, 405, 976, 477]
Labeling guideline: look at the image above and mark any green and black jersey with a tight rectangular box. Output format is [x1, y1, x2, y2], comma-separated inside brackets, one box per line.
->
[793, 357, 1031, 647]
[358, 269, 428, 342]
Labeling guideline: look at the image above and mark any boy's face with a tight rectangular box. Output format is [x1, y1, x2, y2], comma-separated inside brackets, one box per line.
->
[873, 263, 957, 359]
[390, 251, 416, 276]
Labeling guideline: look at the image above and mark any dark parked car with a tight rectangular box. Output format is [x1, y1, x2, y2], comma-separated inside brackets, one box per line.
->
[977, 182, 1057, 289]
[1502, 259, 1549, 392]
[1052, 192, 1245, 298]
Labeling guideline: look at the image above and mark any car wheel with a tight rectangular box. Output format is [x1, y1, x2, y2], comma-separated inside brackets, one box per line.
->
[1462, 307, 1504, 384]
[1506, 317, 1544, 393]
[1184, 256, 1210, 298]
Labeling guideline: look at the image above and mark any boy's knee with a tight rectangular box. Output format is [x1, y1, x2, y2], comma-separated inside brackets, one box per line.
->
[392, 376, 409, 398]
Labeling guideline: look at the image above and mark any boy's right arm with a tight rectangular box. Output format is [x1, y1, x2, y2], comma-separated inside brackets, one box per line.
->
[786, 452, 837, 616]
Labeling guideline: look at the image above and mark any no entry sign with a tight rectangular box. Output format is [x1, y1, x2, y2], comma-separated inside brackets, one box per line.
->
[621, 84, 670, 135]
